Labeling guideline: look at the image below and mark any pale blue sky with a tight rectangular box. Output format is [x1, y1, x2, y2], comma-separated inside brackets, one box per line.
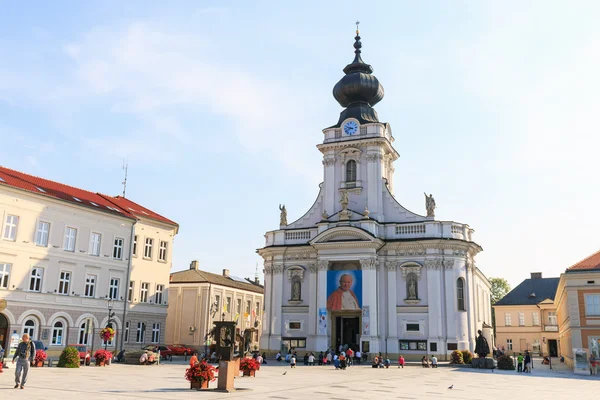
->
[1, 1, 598, 287]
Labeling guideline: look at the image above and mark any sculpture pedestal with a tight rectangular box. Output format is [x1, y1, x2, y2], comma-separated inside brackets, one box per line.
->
[217, 360, 235, 391]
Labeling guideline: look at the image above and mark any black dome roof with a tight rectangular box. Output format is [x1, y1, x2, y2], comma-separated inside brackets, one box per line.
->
[332, 30, 384, 127]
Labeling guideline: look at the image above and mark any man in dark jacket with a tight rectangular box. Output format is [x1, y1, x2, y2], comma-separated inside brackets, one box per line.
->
[12, 333, 35, 389]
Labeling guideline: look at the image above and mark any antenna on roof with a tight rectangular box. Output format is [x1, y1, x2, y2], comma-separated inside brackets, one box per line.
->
[255, 262, 259, 283]
[122, 159, 128, 198]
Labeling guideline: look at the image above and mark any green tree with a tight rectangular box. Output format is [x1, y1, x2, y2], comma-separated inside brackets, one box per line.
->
[489, 277, 511, 337]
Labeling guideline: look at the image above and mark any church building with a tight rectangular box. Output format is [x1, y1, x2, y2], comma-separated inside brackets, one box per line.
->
[258, 28, 492, 360]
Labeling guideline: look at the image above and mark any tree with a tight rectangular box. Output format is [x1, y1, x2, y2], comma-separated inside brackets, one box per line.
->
[489, 277, 511, 338]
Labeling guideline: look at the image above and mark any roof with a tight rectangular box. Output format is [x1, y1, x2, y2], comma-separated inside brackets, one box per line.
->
[566, 249, 600, 272]
[170, 269, 264, 294]
[0, 166, 177, 227]
[494, 277, 560, 306]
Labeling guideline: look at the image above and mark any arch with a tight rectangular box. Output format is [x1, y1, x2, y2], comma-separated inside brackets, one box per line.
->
[100, 315, 122, 330]
[0, 309, 16, 325]
[47, 311, 74, 327]
[311, 226, 377, 244]
[75, 313, 100, 330]
[17, 309, 46, 326]
[345, 159, 357, 182]
[457, 278, 466, 311]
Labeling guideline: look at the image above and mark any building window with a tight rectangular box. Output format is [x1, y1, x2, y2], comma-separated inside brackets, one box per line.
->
[151, 323, 160, 343]
[78, 321, 91, 345]
[51, 320, 64, 345]
[63, 227, 77, 251]
[281, 337, 306, 350]
[124, 321, 130, 343]
[585, 295, 600, 316]
[159, 241, 167, 261]
[109, 278, 119, 300]
[406, 323, 420, 332]
[236, 299, 242, 315]
[144, 238, 154, 259]
[113, 237, 124, 260]
[505, 313, 512, 326]
[128, 281, 134, 302]
[400, 340, 427, 351]
[3, 215, 19, 240]
[35, 221, 50, 246]
[532, 312, 540, 326]
[255, 302, 261, 318]
[84, 274, 96, 298]
[215, 295, 221, 312]
[548, 311, 558, 325]
[533, 339, 541, 354]
[246, 300, 251, 314]
[289, 322, 301, 330]
[430, 342, 438, 352]
[89, 232, 101, 256]
[29, 268, 43, 292]
[456, 278, 465, 311]
[155, 284, 164, 304]
[226, 297, 232, 313]
[136, 322, 145, 343]
[133, 235, 138, 256]
[345, 160, 357, 182]
[140, 282, 149, 303]
[518, 312, 525, 326]
[507, 339, 513, 350]
[58, 271, 71, 295]
[23, 319, 36, 339]
[0, 263, 10, 289]
[447, 343, 458, 351]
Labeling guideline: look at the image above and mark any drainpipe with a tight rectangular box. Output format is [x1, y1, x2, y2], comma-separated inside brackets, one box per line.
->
[119, 220, 136, 352]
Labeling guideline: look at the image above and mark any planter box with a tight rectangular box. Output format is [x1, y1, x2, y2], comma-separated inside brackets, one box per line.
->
[242, 370, 256, 377]
[96, 361, 106, 366]
[190, 380, 209, 389]
[35, 361, 44, 367]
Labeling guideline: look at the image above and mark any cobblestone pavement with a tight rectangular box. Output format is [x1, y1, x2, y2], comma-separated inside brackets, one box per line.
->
[1, 360, 599, 399]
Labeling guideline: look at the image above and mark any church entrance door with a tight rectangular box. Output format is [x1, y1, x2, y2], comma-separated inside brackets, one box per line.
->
[334, 315, 360, 351]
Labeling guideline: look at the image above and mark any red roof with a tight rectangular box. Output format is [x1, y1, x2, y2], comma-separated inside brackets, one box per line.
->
[567, 249, 600, 272]
[0, 166, 177, 228]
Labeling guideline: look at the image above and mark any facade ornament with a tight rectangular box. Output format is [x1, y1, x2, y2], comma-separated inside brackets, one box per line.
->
[453, 249, 466, 257]
[317, 260, 330, 271]
[362, 207, 370, 219]
[308, 263, 318, 273]
[424, 193, 436, 217]
[397, 247, 426, 256]
[322, 210, 329, 220]
[286, 267, 305, 281]
[263, 266, 273, 275]
[272, 265, 284, 274]
[443, 259, 455, 269]
[424, 258, 443, 269]
[360, 258, 378, 270]
[339, 190, 350, 220]
[365, 153, 382, 162]
[385, 261, 397, 271]
[322, 157, 336, 166]
[279, 204, 288, 226]
[400, 264, 422, 280]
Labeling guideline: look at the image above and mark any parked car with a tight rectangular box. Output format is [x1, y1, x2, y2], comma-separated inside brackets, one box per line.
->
[32, 340, 47, 351]
[68, 344, 91, 366]
[141, 345, 172, 360]
[168, 344, 194, 356]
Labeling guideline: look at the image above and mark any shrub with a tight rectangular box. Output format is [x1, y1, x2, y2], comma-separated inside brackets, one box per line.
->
[497, 355, 515, 370]
[57, 347, 80, 368]
[94, 349, 112, 364]
[461, 350, 473, 364]
[239, 357, 260, 372]
[450, 350, 464, 364]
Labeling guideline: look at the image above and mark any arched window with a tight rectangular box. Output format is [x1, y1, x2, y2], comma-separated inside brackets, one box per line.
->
[23, 318, 36, 339]
[51, 320, 64, 345]
[346, 160, 357, 182]
[406, 273, 418, 300]
[79, 321, 91, 345]
[291, 275, 302, 301]
[457, 278, 466, 311]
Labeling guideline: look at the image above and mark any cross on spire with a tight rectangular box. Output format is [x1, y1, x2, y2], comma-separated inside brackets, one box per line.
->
[355, 20, 360, 34]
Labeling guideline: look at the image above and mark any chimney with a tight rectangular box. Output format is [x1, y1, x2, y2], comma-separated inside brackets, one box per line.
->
[223, 269, 230, 278]
[255, 276, 260, 285]
[190, 260, 199, 270]
[530, 272, 542, 279]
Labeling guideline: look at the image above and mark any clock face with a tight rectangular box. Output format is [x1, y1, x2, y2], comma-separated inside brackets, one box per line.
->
[344, 121, 359, 135]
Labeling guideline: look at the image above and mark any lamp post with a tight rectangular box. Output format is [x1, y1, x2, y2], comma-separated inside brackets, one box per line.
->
[105, 298, 115, 350]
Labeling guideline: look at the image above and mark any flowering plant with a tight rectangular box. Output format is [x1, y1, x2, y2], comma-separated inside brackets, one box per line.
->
[185, 361, 216, 383]
[35, 349, 47, 363]
[94, 349, 112, 363]
[99, 327, 115, 342]
[239, 357, 259, 372]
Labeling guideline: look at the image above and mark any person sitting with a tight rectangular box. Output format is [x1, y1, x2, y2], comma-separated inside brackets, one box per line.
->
[383, 358, 391, 368]
[276, 351, 282, 362]
[139, 352, 149, 365]
[210, 351, 218, 363]
[542, 356, 550, 365]
[421, 356, 430, 368]
[431, 355, 438, 368]
[147, 352, 157, 365]
[372, 355, 380, 368]
[116, 350, 125, 363]
[261, 352, 267, 364]
[339, 353, 347, 370]
[398, 355, 405, 368]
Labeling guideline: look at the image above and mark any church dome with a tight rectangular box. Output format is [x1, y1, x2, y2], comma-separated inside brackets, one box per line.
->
[332, 28, 384, 126]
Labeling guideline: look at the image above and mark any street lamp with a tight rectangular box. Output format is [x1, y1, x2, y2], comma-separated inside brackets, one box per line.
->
[105, 298, 115, 350]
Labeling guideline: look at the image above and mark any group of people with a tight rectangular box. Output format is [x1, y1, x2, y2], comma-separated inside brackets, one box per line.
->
[421, 355, 438, 368]
[372, 354, 391, 368]
[516, 351, 533, 373]
[275, 345, 362, 370]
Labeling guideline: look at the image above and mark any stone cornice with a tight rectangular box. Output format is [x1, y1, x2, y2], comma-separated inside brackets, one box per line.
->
[424, 258, 455, 269]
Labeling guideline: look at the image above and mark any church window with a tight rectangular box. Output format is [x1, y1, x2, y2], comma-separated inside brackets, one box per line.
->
[456, 278, 465, 311]
[345, 160, 357, 182]
[291, 275, 302, 301]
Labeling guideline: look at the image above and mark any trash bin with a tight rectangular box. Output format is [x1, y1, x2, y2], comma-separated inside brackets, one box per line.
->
[48, 358, 53, 367]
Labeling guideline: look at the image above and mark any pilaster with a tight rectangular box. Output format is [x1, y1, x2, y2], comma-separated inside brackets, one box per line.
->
[315, 260, 330, 350]
[360, 257, 379, 354]
[386, 260, 399, 354]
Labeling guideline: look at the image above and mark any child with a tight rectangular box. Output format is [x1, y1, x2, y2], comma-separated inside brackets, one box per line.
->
[398, 355, 405, 368]
[290, 354, 296, 368]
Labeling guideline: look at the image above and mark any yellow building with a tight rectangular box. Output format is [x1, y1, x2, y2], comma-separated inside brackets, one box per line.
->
[493, 272, 559, 357]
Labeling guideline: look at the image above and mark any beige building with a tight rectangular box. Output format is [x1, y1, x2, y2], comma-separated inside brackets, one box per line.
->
[166, 261, 263, 355]
[493, 272, 559, 357]
[556, 249, 600, 367]
[0, 166, 178, 356]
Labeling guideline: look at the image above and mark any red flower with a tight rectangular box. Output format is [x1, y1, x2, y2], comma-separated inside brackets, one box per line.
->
[185, 361, 216, 383]
[239, 357, 259, 372]
[35, 350, 48, 363]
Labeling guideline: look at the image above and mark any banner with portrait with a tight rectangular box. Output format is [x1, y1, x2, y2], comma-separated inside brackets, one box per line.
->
[318, 307, 327, 335]
[326, 270, 362, 311]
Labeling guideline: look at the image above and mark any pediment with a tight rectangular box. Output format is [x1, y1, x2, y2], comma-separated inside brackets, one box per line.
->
[310, 226, 377, 244]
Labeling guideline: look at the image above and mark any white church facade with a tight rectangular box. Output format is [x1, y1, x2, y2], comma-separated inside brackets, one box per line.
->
[258, 29, 492, 360]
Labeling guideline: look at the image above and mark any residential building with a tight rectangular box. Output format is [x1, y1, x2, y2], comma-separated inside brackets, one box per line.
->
[258, 30, 492, 360]
[0, 166, 178, 356]
[493, 272, 560, 356]
[166, 261, 264, 355]
[556, 249, 600, 367]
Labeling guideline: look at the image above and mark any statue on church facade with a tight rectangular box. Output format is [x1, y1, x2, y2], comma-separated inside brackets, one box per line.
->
[424, 193, 436, 217]
[291, 276, 301, 301]
[279, 204, 288, 226]
[340, 191, 349, 209]
[407, 274, 418, 299]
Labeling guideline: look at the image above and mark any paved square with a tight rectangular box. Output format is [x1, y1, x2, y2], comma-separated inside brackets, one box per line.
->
[1, 361, 598, 399]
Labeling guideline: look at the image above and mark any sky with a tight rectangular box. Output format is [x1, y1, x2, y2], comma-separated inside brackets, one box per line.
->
[0, 1, 598, 288]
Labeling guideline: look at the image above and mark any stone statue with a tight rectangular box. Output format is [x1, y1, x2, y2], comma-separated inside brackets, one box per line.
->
[408, 275, 417, 299]
[292, 278, 301, 301]
[279, 204, 288, 226]
[424, 192, 436, 217]
[322, 210, 329, 220]
[340, 191, 349, 209]
[474, 329, 490, 359]
[362, 207, 370, 218]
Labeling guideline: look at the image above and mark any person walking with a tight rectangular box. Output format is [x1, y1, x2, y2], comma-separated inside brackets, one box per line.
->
[517, 353, 524, 372]
[398, 355, 405, 368]
[12, 333, 35, 389]
[524, 352, 532, 373]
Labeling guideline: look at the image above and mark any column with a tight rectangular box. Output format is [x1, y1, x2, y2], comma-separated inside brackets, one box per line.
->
[426, 259, 443, 354]
[269, 263, 284, 350]
[307, 264, 318, 344]
[259, 265, 272, 351]
[360, 258, 379, 354]
[315, 260, 329, 351]
[386, 261, 399, 355]
[323, 154, 336, 216]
